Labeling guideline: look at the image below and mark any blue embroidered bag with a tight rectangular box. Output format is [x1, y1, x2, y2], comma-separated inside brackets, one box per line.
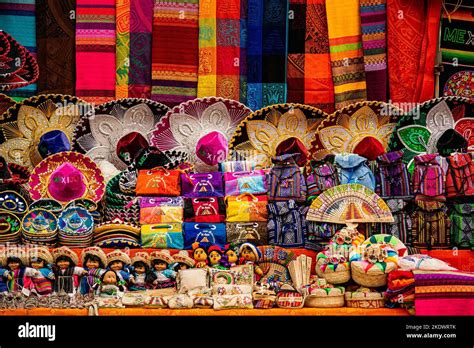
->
[183, 223, 226, 249]
[335, 154, 375, 191]
[267, 200, 306, 248]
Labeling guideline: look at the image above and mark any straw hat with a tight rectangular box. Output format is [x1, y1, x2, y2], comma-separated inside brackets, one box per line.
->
[80, 246, 107, 267]
[3, 246, 29, 266]
[28, 246, 53, 265]
[106, 249, 131, 266]
[172, 250, 195, 268]
[131, 252, 150, 267]
[150, 250, 174, 265]
[51, 246, 79, 266]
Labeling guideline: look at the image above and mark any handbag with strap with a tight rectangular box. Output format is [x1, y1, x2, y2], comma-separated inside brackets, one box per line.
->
[411, 200, 450, 250]
[268, 154, 307, 201]
[183, 223, 226, 249]
[412, 153, 445, 200]
[226, 222, 268, 245]
[376, 151, 411, 198]
[450, 203, 474, 250]
[136, 167, 181, 196]
[378, 199, 413, 246]
[446, 153, 474, 198]
[225, 193, 268, 222]
[306, 155, 339, 200]
[141, 223, 184, 249]
[224, 170, 267, 196]
[335, 154, 375, 191]
[184, 197, 226, 223]
[180, 172, 224, 198]
[139, 197, 184, 224]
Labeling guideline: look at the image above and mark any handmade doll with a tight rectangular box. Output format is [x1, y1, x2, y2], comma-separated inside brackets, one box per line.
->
[1, 249, 39, 293]
[146, 250, 176, 289]
[238, 242, 264, 277]
[93, 270, 125, 297]
[192, 242, 208, 268]
[224, 243, 238, 267]
[129, 252, 150, 291]
[171, 250, 196, 272]
[106, 249, 132, 286]
[207, 245, 226, 269]
[26, 247, 55, 295]
[79, 247, 107, 295]
[51, 247, 86, 294]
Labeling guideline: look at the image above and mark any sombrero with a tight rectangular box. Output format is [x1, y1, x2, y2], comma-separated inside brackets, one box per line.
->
[310, 101, 400, 163]
[2, 246, 29, 266]
[93, 218, 141, 249]
[172, 250, 195, 268]
[57, 206, 94, 243]
[51, 246, 79, 265]
[150, 97, 252, 172]
[29, 199, 63, 215]
[229, 104, 327, 168]
[0, 156, 30, 187]
[28, 151, 105, 203]
[0, 190, 28, 215]
[131, 251, 150, 267]
[21, 209, 58, 247]
[0, 94, 16, 119]
[150, 250, 174, 265]
[28, 246, 54, 265]
[0, 210, 21, 244]
[389, 96, 474, 171]
[73, 98, 170, 171]
[0, 31, 39, 92]
[0, 95, 92, 170]
[81, 246, 107, 267]
[106, 249, 131, 266]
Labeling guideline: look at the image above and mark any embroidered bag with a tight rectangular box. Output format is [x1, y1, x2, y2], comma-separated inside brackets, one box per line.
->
[378, 199, 412, 245]
[411, 200, 450, 250]
[334, 154, 375, 191]
[304, 220, 342, 252]
[141, 223, 184, 249]
[224, 170, 267, 196]
[180, 172, 224, 198]
[184, 197, 226, 223]
[183, 223, 226, 249]
[268, 154, 307, 201]
[450, 203, 474, 249]
[226, 193, 268, 222]
[306, 155, 339, 200]
[226, 222, 268, 245]
[136, 167, 181, 196]
[446, 153, 474, 198]
[139, 197, 184, 224]
[219, 161, 255, 173]
[412, 154, 445, 200]
[267, 200, 306, 248]
[376, 151, 411, 198]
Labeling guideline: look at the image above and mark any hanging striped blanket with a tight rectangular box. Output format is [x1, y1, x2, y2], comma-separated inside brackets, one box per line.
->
[76, 0, 116, 104]
[325, 0, 367, 109]
[151, 0, 198, 106]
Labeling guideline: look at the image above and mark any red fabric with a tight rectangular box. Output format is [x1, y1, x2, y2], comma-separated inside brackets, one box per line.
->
[353, 136, 386, 161]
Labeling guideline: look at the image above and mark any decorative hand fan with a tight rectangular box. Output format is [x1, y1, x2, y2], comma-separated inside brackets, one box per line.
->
[310, 101, 400, 165]
[306, 184, 394, 224]
[258, 245, 296, 283]
[73, 98, 170, 171]
[229, 103, 327, 168]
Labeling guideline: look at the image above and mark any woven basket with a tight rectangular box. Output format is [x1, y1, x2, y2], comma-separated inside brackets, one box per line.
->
[304, 288, 345, 308]
[316, 259, 350, 284]
[351, 261, 397, 288]
[345, 291, 385, 309]
[276, 291, 305, 309]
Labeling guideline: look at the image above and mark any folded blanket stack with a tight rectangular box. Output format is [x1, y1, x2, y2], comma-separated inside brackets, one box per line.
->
[384, 270, 414, 314]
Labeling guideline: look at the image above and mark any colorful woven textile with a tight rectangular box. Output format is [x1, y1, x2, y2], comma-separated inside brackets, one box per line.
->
[36, 0, 75, 95]
[75, 0, 116, 104]
[359, 0, 387, 101]
[387, 0, 442, 103]
[247, 0, 289, 110]
[152, 0, 198, 106]
[325, 0, 367, 109]
[0, 0, 37, 99]
[116, 0, 153, 99]
[439, 6, 474, 98]
[414, 270, 474, 316]
[287, 0, 334, 113]
[198, 0, 242, 101]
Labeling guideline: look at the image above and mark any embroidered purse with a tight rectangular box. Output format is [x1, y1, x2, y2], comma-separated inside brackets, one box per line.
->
[184, 197, 226, 223]
[226, 222, 268, 245]
[376, 151, 411, 198]
[446, 153, 474, 198]
[411, 200, 450, 250]
[268, 154, 307, 201]
[450, 203, 474, 250]
[223, 170, 267, 196]
[225, 193, 268, 222]
[306, 155, 339, 200]
[136, 167, 181, 196]
[267, 200, 306, 248]
[183, 223, 226, 249]
[140, 223, 184, 249]
[180, 172, 224, 198]
[139, 197, 184, 224]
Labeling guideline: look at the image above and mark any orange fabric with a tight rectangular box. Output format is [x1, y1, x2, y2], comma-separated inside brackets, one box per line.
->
[135, 168, 181, 196]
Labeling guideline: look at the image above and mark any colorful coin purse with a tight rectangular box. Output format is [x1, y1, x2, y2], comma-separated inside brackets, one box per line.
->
[184, 197, 226, 223]
[183, 223, 226, 249]
[225, 193, 268, 222]
[135, 167, 181, 196]
[139, 197, 184, 224]
[223, 170, 267, 196]
[141, 223, 184, 249]
[180, 172, 224, 198]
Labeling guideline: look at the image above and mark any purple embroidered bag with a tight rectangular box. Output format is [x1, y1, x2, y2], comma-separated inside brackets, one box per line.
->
[180, 172, 224, 198]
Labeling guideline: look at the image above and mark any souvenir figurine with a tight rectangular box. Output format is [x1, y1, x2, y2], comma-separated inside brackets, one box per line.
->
[51, 247, 86, 294]
[207, 245, 226, 269]
[106, 249, 132, 286]
[93, 270, 125, 297]
[1, 248, 39, 293]
[129, 252, 150, 291]
[79, 247, 107, 295]
[26, 247, 55, 295]
[171, 250, 196, 272]
[146, 250, 177, 289]
[238, 242, 264, 277]
[224, 243, 238, 267]
[192, 242, 208, 268]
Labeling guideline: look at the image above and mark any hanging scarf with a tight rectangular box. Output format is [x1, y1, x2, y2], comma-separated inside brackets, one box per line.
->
[0, 0, 37, 99]
[439, 5, 474, 97]
[75, 0, 116, 104]
[325, 0, 367, 109]
[247, 0, 288, 110]
[36, 0, 75, 95]
[360, 0, 387, 101]
[287, 0, 334, 113]
[197, 0, 242, 101]
[116, 0, 153, 99]
[387, 0, 442, 103]
[152, 0, 198, 106]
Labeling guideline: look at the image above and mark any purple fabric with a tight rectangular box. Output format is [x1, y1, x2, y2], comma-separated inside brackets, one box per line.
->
[180, 172, 224, 198]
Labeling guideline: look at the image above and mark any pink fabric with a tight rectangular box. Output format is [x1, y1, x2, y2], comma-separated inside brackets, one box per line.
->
[415, 298, 474, 316]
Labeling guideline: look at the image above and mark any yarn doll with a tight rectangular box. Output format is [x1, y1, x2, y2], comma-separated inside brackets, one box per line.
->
[1, 248, 39, 293]
[79, 247, 107, 295]
[208, 245, 226, 269]
[51, 247, 86, 294]
[146, 250, 176, 289]
[106, 249, 132, 287]
[93, 270, 125, 297]
[171, 250, 196, 272]
[192, 242, 208, 268]
[26, 247, 55, 295]
[239, 242, 264, 277]
[129, 252, 150, 291]
[224, 243, 238, 268]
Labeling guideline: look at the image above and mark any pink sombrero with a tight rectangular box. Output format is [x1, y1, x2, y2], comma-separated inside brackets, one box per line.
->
[28, 151, 105, 203]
